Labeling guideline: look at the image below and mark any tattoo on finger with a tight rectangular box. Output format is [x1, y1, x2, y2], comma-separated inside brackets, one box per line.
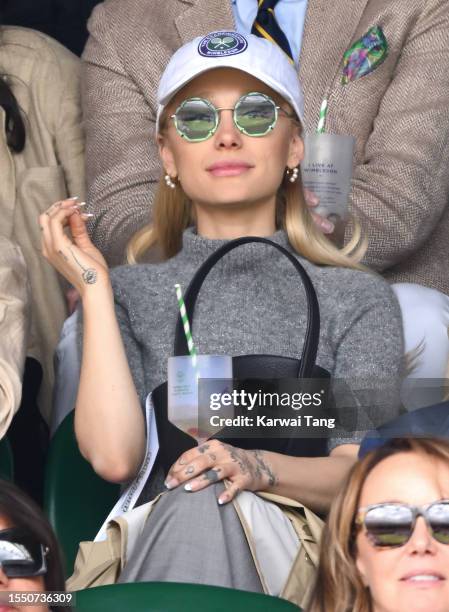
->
[202, 469, 221, 483]
[185, 465, 195, 476]
[198, 444, 210, 454]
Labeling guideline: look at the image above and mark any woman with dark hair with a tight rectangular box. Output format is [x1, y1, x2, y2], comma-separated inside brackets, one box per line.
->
[0, 13, 85, 427]
[0, 479, 67, 611]
[308, 437, 449, 612]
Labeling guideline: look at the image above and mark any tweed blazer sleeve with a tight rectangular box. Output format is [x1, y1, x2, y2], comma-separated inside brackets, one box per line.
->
[346, 1, 449, 272]
[82, 2, 161, 266]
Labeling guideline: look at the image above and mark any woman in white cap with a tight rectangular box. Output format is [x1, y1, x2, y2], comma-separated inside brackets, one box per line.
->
[40, 31, 403, 602]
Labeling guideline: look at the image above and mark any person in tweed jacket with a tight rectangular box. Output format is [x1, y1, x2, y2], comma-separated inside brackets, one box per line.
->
[79, 0, 449, 396]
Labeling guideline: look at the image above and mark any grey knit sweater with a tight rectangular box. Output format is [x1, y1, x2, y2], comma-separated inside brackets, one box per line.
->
[105, 228, 404, 448]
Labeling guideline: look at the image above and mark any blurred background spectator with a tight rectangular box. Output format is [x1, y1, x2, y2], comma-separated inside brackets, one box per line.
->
[0, 0, 101, 56]
[0, 237, 29, 435]
[0, 19, 85, 423]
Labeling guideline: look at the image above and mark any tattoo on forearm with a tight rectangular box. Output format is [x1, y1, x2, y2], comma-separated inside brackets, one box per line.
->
[202, 469, 221, 483]
[69, 248, 97, 284]
[252, 450, 277, 487]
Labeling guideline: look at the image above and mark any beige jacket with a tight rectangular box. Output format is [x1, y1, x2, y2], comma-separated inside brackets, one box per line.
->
[68, 490, 323, 609]
[0, 27, 85, 421]
[83, 0, 449, 293]
[0, 237, 29, 437]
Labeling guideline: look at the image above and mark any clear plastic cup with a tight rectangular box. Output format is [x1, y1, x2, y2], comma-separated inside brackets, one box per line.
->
[301, 133, 355, 235]
[167, 354, 233, 440]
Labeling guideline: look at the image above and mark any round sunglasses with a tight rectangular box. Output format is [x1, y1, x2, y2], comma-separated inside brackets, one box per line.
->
[0, 528, 48, 578]
[170, 92, 297, 142]
[355, 500, 449, 547]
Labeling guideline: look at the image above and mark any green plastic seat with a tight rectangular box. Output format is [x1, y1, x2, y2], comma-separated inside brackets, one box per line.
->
[0, 437, 14, 481]
[44, 411, 120, 576]
[74, 582, 302, 611]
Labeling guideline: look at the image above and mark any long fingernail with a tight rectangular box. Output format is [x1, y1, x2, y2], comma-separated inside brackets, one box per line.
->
[81, 212, 94, 218]
[68, 196, 79, 201]
[165, 478, 178, 489]
[218, 494, 229, 505]
[184, 483, 192, 491]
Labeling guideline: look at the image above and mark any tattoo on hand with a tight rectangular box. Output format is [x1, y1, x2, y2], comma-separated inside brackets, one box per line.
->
[69, 248, 97, 284]
[178, 457, 188, 466]
[202, 469, 221, 483]
[58, 250, 69, 262]
[198, 444, 210, 454]
[223, 443, 255, 479]
[208, 453, 217, 462]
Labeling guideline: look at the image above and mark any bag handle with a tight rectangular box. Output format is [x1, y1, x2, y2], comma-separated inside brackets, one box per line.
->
[174, 237, 320, 378]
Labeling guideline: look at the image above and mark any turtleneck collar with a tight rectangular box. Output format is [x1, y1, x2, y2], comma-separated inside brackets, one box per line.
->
[179, 226, 294, 267]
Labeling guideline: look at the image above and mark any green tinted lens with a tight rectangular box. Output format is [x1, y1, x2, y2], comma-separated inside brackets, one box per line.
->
[174, 98, 217, 142]
[364, 504, 413, 547]
[235, 93, 277, 136]
[428, 502, 449, 544]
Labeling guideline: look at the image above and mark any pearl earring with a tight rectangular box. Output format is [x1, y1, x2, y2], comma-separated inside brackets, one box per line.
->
[164, 174, 176, 189]
[287, 167, 299, 183]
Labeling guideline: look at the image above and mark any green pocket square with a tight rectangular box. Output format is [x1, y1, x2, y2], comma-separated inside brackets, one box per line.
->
[342, 26, 388, 85]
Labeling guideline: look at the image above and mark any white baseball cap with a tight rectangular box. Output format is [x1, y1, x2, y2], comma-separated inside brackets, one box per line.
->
[156, 31, 304, 132]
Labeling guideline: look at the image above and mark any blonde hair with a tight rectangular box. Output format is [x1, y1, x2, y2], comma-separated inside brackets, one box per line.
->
[127, 172, 367, 268]
[307, 437, 449, 612]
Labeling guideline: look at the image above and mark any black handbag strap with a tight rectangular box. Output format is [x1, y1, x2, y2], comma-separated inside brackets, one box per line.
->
[174, 236, 320, 378]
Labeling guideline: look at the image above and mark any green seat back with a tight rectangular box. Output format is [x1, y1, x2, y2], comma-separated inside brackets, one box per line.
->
[44, 411, 120, 576]
[0, 437, 13, 481]
[75, 582, 302, 611]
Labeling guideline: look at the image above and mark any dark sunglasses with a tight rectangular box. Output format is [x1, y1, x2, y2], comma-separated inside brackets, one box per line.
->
[355, 500, 449, 547]
[0, 528, 48, 578]
[170, 91, 297, 142]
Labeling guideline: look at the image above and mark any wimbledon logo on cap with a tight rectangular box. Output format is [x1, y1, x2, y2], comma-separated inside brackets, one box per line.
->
[198, 31, 248, 58]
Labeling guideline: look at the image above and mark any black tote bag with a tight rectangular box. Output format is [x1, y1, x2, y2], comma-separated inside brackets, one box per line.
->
[152, 237, 332, 475]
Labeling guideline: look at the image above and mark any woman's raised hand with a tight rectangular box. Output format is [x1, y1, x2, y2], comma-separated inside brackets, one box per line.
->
[39, 198, 109, 296]
[165, 440, 278, 505]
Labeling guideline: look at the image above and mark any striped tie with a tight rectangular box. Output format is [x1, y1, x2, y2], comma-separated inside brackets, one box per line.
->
[251, 0, 294, 64]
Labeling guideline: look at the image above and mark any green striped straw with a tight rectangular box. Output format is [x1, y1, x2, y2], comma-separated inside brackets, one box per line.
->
[316, 98, 329, 134]
[174, 284, 198, 363]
